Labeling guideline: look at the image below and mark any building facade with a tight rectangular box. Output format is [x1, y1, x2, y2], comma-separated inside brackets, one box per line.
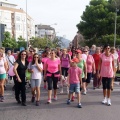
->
[0, 0, 35, 42]
[35, 24, 56, 41]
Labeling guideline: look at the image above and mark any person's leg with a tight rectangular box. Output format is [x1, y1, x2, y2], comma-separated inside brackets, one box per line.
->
[47, 77, 52, 103]
[31, 79, 36, 102]
[102, 77, 107, 104]
[21, 83, 26, 106]
[60, 67, 65, 93]
[14, 80, 21, 102]
[86, 73, 92, 87]
[111, 67, 117, 91]
[53, 77, 58, 100]
[107, 78, 112, 98]
[0, 79, 5, 102]
[82, 78, 87, 95]
[93, 71, 97, 89]
[35, 79, 41, 104]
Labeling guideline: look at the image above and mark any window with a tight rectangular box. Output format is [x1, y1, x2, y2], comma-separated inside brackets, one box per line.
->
[16, 16, 21, 21]
[16, 24, 21, 31]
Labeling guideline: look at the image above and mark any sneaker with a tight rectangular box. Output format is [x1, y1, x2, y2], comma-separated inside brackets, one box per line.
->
[31, 96, 35, 103]
[47, 99, 52, 104]
[0, 96, 4, 102]
[36, 101, 40, 106]
[77, 103, 82, 108]
[82, 91, 86, 95]
[53, 96, 57, 101]
[60, 88, 63, 94]
[67, 99, 71, 105]
[107, 98, 111, 106]
[22, 102, 27, 106]
[102, 98, 107, 104]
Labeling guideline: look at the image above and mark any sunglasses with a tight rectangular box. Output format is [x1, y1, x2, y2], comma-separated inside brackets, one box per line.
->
[30, 51, 34, 52]
[21, 54, 26, 55]
[84, 51, 88, 52]
[34, 57, 38, 58]
[106, 47, 110, 49]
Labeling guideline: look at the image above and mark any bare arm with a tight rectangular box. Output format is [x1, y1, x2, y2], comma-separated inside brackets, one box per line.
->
[84, 61, 87, 79]
[4, 62, 8, 72]
[13, 62, 21, 82]
[36, 63, 43, 72]
[58, 64, 62, 75]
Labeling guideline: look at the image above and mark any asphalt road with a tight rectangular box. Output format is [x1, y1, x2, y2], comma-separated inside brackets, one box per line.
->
[0, 81, 120, 120]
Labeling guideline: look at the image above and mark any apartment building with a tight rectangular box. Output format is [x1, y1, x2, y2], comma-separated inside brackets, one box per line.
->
[35, 24, 56, 41]
[0, 0, 35, 42]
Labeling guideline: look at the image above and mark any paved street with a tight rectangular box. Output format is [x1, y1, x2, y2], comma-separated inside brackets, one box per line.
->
[0, 81, 120, 120]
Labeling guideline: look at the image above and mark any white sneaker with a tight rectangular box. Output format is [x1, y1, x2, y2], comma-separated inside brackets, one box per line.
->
[102, 98, 107, 104]
[107, 98, 111, 106]
[60, 88, 63, 94]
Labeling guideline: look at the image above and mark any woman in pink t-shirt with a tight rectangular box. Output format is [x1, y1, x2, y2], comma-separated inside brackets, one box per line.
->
[83, 48, 95, 95]
[42, 50, 51, 89]
[98, 45, 114, 106]
[44, 50, 61, 104]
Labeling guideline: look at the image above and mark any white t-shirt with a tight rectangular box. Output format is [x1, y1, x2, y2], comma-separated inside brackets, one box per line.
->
[6, 55, 15, 68]
[28, 62, 43, 79]
[0, 58, 6, 74]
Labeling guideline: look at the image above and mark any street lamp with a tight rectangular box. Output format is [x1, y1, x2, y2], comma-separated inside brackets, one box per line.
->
[26, 0, 29, 50]
[114, 2, 119, 47]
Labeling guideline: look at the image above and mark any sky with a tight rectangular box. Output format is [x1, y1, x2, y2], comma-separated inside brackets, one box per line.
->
[9, 0, 90, 40]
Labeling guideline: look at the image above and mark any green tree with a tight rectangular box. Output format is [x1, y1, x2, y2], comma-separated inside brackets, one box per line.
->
[2, 31, 18, 48]
[77, 0, 120, 46]
[17, 36, 27, 48]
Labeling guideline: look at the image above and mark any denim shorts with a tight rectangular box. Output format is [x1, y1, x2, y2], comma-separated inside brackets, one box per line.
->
[31, 79, 42, 88]
[69, 83, 80, 93]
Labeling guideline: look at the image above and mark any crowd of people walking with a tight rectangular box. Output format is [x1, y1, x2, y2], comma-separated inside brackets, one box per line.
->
[0, 44, 119, 108]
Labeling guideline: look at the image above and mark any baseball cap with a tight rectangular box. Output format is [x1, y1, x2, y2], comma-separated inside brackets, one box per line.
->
[76, 49, 82, 54]
[71, 58, 79, 63]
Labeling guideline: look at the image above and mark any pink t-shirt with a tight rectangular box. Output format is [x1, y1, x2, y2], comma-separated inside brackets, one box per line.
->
[42, 57, 49, 70]
[68, 67, 82, 84]
[86, 55, 94, 73]
[100, 53, 114, 78]
[27, 55, 33, 63]
[46, 58, 60, 73]
[0, 58, 6, 74]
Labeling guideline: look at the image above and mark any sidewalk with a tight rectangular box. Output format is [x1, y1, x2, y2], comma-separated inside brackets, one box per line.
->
[0, 81, 120, 120]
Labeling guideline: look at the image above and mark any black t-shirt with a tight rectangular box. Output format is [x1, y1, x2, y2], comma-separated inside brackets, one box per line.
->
[16, 59, 28, 79]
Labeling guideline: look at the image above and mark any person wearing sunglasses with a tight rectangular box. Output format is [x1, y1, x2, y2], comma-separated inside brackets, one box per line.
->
[83, 48, 96, 95]
[44, 49, 61, 103]
[0, 49, 8, 102]
[98, 44, 114, 106]
[28, 53, 43, 106]
[14, 50, 28, 106]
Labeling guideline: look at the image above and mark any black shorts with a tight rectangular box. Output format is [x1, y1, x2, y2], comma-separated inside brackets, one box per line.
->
[61, 67, 69, 77]
[86, 73, 92, 83]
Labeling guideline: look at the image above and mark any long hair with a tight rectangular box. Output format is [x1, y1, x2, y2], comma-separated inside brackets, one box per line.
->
[31, 53, 41, 65]
[17, 50, 28, 61]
